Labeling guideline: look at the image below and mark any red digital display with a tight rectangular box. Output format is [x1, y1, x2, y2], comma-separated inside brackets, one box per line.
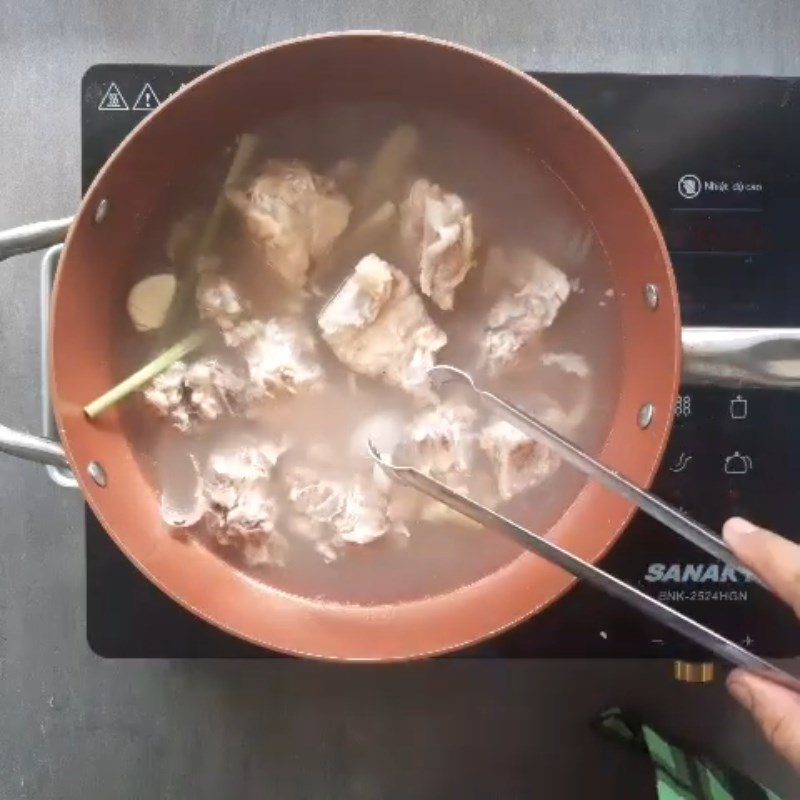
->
[664, 211, 772, 254]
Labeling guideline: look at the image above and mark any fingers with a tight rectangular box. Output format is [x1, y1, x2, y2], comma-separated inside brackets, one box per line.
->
[728, 668, 800, 772]
[722, 517, 800, 617]
[723, 518, 800, 772]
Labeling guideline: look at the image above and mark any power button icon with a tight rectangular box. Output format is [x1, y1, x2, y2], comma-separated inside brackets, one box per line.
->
[678, 174, 702, 199]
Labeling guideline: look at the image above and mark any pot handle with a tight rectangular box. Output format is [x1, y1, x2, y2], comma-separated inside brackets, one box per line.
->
[682, 326, 800, 389]
[0, 217, 74, 468]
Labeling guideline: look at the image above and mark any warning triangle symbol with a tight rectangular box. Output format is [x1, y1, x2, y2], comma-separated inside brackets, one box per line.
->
[98, 82, 129, 111]
[132, 83, 160, 112]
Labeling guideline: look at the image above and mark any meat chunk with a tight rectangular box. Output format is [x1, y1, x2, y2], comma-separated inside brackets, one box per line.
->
[143, 318, 323, 430]
[196, 273, 250, 342]
[195, 273, 276, 348]
[387, 402, 488, 528]
[405, 402, 478, 480]
[317, 254, 447, 399]
[143, 357, 250, 433]
[241, 318, 326, 400]
[400, 178, 475, 310]
[286, 466, 396, 560]
[202, 438, 288, 566]
[480, 253, 570, 376]
[227, 160, 351, 288]
[479, 420, 559, 500]
[205, 438, 287, 486]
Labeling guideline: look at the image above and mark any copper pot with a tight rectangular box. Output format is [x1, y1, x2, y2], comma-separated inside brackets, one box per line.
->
[0, 33, 693, 660]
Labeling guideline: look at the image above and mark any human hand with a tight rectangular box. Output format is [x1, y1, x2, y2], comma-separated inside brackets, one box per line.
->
[722, 517, 800, 770]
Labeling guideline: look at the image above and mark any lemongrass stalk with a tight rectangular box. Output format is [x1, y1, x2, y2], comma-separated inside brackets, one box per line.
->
[160, 132, 260, 341]
[83, 329, 205, 420]
[355, 124, 419, 218]
[195, 132, 260, 255]
[85, 133, 260, 420]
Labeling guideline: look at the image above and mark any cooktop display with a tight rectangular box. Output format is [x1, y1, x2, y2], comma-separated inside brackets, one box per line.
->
[75, 65, 800, 658]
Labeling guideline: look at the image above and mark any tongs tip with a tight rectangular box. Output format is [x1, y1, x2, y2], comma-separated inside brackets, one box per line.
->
[367, 438, 403, 472]
[366, 438, 386, 464]
[426, 364, 477, 393]
[368, 438, 415, 490]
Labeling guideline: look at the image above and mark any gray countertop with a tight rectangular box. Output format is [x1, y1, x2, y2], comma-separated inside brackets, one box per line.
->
[2, 1, 800, 797]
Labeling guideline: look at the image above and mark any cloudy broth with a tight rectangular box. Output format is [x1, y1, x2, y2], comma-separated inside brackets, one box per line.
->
[118, 100, 621, 605]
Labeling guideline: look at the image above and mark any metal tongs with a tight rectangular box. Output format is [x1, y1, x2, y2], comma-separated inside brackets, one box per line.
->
[368, 365, 800, 691]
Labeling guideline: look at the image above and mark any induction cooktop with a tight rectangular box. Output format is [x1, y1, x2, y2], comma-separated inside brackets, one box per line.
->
[58, 65, 800, 658]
